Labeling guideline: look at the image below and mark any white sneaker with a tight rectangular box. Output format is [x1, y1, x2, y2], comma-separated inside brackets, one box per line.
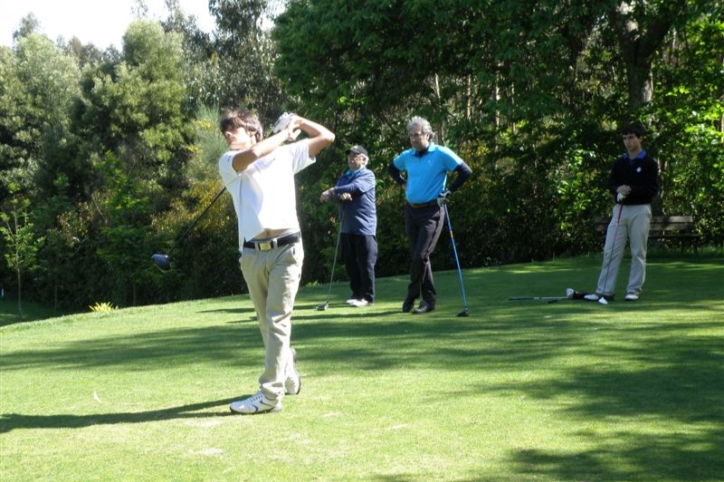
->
[584, 293, 600, 301]
[285, 347, 301, 395]
[624, 293, 639, 301]
[346, 298, 359, 305]
[230, 391, 281, 414]
[348, 299, 371, 307]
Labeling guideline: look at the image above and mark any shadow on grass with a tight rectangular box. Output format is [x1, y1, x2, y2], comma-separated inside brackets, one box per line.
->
[498, 424, 724, 482]
[0, 397, 235, 434]
[1, 258, 722, 481]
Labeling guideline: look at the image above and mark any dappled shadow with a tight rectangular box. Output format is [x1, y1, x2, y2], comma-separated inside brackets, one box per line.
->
[0, 397, 233, 434]
[501, 425, 724, 481]
[1, 258, 721, 480]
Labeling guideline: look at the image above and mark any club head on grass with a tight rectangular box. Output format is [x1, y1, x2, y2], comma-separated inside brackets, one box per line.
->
[151, 253, 171, 272]
[457, 308, 469, 317]
[316, 303, 329, 311]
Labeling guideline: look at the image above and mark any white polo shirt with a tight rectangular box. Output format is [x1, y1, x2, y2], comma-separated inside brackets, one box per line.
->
[219, 141, 315, 251]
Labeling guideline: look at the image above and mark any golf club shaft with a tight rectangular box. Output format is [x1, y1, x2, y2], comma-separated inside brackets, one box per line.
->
[177, 186, 227, 242]
[443, 204, 468, 309]
[600, 203, 624, 295]
[508, 296, 567, 301]
[323, 211, 345, 303]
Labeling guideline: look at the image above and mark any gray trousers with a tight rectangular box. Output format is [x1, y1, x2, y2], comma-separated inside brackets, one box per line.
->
[240, 241, 303, 400]
[596, 204, 651, 297]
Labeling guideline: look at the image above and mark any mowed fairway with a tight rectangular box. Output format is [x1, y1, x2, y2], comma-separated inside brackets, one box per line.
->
[1, 256, 722, 481]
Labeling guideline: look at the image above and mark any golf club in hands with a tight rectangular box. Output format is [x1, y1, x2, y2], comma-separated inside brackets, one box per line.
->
[598, 203, 624, 305]
[316, 212, 345, 311]
[443, 204, 469, 317]
[272, 112, 302, 140]
[151, 186, 227, 272]
[152, 112, 298, 272]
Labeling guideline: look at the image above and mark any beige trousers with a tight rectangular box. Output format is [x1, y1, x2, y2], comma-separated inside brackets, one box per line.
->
[596, 204, 651, 297]
[240, 241, 303, 400]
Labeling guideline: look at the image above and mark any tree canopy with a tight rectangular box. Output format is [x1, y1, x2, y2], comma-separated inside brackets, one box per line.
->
[0, 0, 721, 314]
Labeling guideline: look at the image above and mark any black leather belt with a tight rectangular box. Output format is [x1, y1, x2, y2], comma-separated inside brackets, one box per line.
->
[243, 232, 301, 251]
[407, 200, 438, 208]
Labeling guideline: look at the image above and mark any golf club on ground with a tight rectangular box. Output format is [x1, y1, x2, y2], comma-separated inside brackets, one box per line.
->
[443, 204, 469, 317]
[151, 186, 227, 272]
[509, 296, 568, 303]
[509, 289, 576, 304]
[598, 204, 624, 305]
[316, 213, 344, 310]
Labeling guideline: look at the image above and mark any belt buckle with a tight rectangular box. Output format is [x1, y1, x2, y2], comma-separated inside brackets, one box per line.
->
[257, 240, 274, 251]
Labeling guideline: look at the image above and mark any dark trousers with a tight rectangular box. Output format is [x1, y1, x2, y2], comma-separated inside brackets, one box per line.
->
[404, 204, 445, 306]
[341, 233, 378, 302]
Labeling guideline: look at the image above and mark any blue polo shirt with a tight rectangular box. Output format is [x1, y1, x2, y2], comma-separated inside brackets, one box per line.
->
[392, 143, 463, 204]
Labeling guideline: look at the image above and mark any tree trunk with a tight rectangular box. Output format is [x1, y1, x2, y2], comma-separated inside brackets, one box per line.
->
[610, 1, 682, 115]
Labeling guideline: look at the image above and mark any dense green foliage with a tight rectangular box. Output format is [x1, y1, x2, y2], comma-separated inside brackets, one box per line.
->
[0, 0, 722, 314]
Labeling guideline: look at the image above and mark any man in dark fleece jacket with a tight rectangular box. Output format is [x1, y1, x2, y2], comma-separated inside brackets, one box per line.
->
[585, 124, 659, 302]
[320, 145, 377, 307]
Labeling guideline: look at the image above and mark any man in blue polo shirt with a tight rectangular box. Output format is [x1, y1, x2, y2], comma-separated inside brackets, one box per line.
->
[388, 116, 473, 314]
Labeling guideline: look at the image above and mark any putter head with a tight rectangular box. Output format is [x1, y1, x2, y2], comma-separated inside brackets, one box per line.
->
[316, 303, 328, 311]
[457, 308, 469, 317]
[151, 253, 171, 272]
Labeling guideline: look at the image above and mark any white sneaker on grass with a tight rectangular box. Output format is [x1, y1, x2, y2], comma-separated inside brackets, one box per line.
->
[585, 293, 615, 302]
[230, 391, 281, 414]
[348, 299, 371, 307]
[624, 293, 639, 301]
[285, 347, 301, 395]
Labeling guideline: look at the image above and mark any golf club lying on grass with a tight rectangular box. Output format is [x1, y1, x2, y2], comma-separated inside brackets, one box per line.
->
[316, 214, 344, 311]
[443, 204, 469, 317]
[509, 295, 568, 304]
[509, 289, 587, 303]
[151, 186, 227, 272]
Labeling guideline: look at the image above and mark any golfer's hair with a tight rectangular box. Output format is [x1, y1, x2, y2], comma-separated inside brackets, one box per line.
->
[621, 123, 645, 138]
[407, 116, 434, 138]
[219, 108, 263, 142]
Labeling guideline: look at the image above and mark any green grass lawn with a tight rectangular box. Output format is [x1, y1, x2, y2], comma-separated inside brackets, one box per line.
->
[1, 256, 722, 481]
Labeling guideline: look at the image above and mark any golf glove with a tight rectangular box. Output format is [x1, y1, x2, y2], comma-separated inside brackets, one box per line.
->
[437, 189, 451, 206]
[272, 112, 294, 134]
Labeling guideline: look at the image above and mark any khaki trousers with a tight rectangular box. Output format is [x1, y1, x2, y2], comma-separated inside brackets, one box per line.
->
[240, 241, 303, 400]
[596, 204, 651, 297]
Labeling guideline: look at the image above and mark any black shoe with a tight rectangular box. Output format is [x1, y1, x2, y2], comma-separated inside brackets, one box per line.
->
[412, 302, 435, 314]
[402, 298, 415, 313]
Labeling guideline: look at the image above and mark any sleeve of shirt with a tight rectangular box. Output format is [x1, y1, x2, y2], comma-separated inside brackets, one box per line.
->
[392, 152, 407, 171]
[218, 151, 241, 186]
[440, 146, 464, 171]
[336, 170, 375, 196]
[287, 141, 314, 173]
